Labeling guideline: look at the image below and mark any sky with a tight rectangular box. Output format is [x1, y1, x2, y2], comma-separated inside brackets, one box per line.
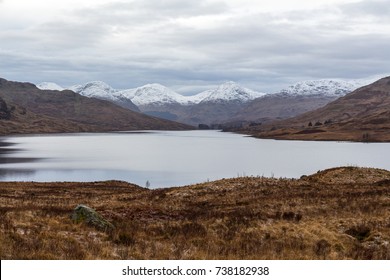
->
[0, 0, 389, 94]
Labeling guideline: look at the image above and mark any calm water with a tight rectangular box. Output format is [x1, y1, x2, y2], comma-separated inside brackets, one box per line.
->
[0, 130, 389, 188]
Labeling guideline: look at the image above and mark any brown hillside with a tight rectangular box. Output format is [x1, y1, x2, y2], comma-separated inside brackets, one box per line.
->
[0, 78, 192, 134]
[233, 94, 336, 123]
[0, 166, 389, 259]
[236, 76, 390, 142]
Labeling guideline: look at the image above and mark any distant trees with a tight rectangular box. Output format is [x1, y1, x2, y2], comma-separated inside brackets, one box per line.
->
[308, 119, 332, 127]
[198, 124, 210, 130]
[362, 133, 370, 142]
[324, 119, 332, 125]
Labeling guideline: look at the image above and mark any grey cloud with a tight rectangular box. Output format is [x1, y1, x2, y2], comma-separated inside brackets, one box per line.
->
[73, 0, 228, 27]
[1, 0, 389, 93]
[341, 0, 390, 18]
[124, 0, 228, 17]
[32, 20, 110, 51]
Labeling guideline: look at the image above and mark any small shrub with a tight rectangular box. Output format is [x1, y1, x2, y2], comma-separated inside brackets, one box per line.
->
[115, 232, 136, 246]
[345, 225, 371, 241]
[181, 222, 207, 238]
[314, 239, 331, 258]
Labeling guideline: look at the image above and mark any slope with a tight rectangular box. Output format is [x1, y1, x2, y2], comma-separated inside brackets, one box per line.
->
[237, 76, 390, 142]
[0, 78, 192, 135]
[232, 79, 369, 124]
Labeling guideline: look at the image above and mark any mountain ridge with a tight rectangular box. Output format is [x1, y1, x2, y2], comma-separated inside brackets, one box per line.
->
[38, 78, 370, 106]
[234, 76, 390, 142]
[36, 78, 373, 126]
[0, 78, 192, 135]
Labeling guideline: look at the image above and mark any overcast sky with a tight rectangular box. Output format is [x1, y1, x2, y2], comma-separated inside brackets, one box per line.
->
[0, 0, 389, 94]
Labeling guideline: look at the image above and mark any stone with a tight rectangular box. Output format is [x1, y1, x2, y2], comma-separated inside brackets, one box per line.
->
[71, 204, 114, 232]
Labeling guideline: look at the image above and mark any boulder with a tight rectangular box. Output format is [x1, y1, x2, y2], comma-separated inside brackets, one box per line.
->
[71, 204, 114, 232]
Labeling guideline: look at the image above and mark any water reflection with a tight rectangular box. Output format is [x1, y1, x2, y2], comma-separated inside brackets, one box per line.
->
[0, 168, 37, 179]
[0, 140, 18, 154]
[0, 139, 44, 160]
[0, 131, 389, 188]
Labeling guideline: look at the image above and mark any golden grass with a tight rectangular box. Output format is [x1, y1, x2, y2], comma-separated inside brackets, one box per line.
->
[0, 167, 389, 260]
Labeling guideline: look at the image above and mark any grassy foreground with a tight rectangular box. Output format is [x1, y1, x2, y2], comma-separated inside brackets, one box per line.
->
[0, 167, 390, 260]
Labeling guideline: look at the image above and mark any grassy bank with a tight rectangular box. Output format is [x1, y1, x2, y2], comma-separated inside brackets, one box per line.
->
[0, 167, 389, 259]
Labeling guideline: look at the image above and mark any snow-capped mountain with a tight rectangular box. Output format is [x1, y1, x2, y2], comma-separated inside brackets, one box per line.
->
[69, 81, 119, 100]
[196, 82, 266, 103]
[278, 79, 368, 97]
[114, 82, 265, 106]
[36, 78, 375, 106]
[34, 77, 377, 126]
[185, 90, 212, 104]
[67, 81, 139, 112]
[232, 78, 375, 125]
[117, 84, 191, 106]
[36, 82, 64, 91]
[44, 80, 265, 107]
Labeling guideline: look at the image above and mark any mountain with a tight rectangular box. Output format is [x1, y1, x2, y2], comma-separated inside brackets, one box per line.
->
[68, 81, 117, 99]
[233, 94, 336, 124]
[278, 79, 367, 97]
[231, 79, 371, 125]
[68, 81, 140, 112]
[37, 82, 64, 91]
[70, 81, 264, 106]
[0, 78, 192, 135]
[236, 76, 390, 142]
[59, 81, 265, 126]
[118, 83, 191, 107]
[36, 78, 373, 127]
[141, 82, 266, 126]
[197, 81, 265, 104]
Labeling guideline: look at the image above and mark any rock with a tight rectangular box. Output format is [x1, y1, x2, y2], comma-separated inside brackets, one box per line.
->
[71, 204, 114, 232]
[0, 98, 11, 120]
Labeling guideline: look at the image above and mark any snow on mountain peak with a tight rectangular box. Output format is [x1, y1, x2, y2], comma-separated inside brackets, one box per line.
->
[36, 82, 64, 91]
[198, 81, 266, 103]
[39, 80, 267, 106]
[117, 83, 191, 106]
[278, 79, 368, 97]
[68, 81, 118, 100]
[37, 78, 377, 109]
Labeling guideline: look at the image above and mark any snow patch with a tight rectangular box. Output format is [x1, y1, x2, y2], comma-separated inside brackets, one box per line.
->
[36, 82, 64, 91]
[278, 79, 372, 97]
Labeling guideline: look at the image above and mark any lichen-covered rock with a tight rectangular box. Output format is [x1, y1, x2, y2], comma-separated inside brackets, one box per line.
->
[71, 204, 114, 232]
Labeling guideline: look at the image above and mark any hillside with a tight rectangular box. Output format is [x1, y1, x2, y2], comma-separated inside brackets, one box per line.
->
[1, 166, 389, 259]
[232, 94, 336, 123]
[0, 78, 192, 135]
[232, 79, 368, 124]
[236, 76, 390, 142]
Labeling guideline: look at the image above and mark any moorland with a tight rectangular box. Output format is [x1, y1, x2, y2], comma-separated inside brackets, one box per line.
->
[0, 166, 389, 260]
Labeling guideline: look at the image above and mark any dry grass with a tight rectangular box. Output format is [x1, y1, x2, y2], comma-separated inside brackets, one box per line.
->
[0, 167, 390, 260]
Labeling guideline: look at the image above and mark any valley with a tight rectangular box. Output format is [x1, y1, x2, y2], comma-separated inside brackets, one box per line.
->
[1, 76, 390, 261]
